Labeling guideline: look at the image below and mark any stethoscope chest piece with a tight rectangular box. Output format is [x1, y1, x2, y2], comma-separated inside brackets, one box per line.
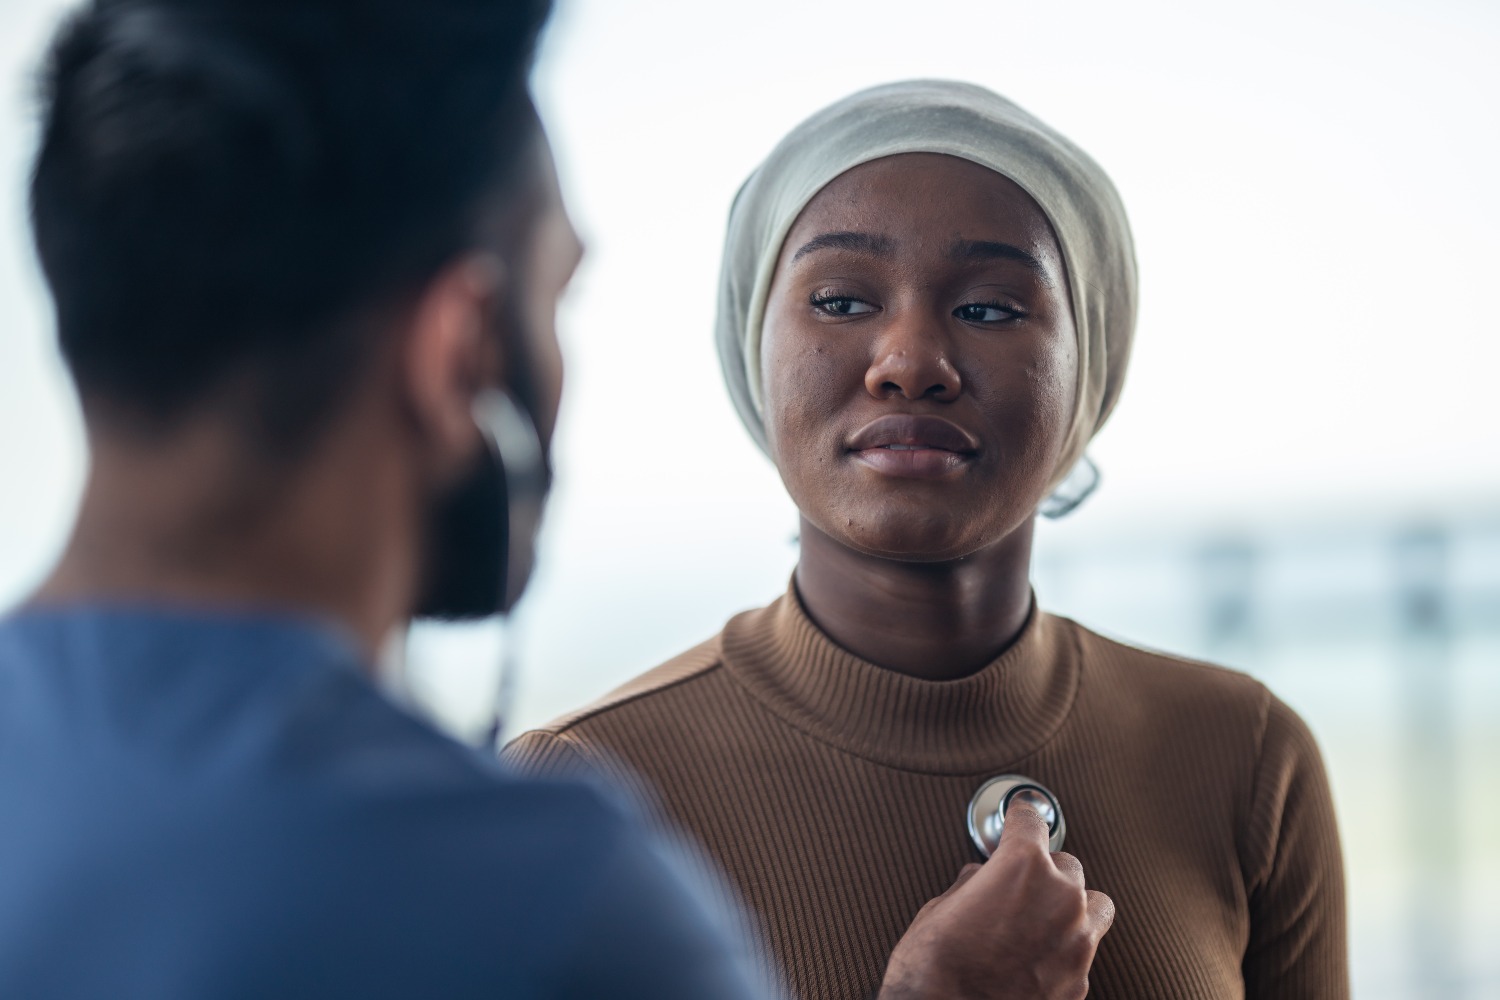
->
[967, 774, 1066, 857]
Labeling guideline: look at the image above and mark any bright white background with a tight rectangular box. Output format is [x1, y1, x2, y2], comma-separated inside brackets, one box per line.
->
[1, 1, 1497, 997]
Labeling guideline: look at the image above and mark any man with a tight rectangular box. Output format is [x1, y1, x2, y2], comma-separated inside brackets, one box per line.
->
[0, 1, 1112, 997]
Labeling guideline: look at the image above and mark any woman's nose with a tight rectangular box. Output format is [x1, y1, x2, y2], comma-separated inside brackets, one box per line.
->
[864, 315, 962, 402]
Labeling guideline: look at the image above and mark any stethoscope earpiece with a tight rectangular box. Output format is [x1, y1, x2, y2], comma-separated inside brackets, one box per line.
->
[967, 774, 1066, 857]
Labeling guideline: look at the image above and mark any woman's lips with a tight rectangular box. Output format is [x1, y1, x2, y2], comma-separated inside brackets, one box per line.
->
[852, 445, 973, 478]
[845, 414, 980, 479]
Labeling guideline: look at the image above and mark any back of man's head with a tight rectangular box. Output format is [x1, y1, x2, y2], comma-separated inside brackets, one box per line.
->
[30, 0, 552, 452]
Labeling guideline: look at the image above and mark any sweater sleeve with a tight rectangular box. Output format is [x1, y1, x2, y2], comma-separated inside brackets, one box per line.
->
[1240, 694, 1349, 999]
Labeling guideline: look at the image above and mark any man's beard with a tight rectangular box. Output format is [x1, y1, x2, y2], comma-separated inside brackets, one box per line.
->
[413, 378, 551, 621]
[413, 440, 510, 620]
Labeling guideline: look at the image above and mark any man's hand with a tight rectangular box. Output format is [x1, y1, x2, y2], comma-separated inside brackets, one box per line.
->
[878, 798, 1115, 1000]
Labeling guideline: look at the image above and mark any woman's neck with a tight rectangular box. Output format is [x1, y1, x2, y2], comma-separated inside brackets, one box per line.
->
[793, 515, 1035, 681]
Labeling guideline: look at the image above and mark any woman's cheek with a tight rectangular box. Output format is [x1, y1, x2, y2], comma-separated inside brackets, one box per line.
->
[762, 323, 850, 467]
[1038, 325, 1080, 427]
[985, 333, 1077, 466]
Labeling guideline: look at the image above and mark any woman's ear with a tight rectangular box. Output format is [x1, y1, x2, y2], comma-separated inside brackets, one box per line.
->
[401, 253, 508, 483]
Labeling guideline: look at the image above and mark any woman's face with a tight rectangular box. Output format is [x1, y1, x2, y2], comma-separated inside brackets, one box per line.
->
[761, 153, 1078, 562]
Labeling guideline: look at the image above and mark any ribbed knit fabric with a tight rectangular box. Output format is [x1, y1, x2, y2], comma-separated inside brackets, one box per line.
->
[502, 587, 1347, 1000]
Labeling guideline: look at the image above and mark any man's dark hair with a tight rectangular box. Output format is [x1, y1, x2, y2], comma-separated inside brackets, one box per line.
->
[29, 0, 552, 450]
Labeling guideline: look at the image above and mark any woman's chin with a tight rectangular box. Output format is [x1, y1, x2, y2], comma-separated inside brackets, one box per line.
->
[817, 516, 994, 565]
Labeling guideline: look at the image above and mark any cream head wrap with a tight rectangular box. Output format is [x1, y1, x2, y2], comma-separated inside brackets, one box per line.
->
[715, 80, 1137, 512]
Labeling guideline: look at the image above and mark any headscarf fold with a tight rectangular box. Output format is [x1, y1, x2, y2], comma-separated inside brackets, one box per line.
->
[715, 80, 1137, 502]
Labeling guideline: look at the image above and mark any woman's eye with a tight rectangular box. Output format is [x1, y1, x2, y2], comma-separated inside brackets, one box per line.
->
[811, 295, 878, 317]
[955, 302, 1022, 323]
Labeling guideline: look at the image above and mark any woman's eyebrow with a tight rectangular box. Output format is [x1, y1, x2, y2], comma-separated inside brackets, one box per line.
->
[950, 239, 1055, 286]
[791, 231, 895, 262]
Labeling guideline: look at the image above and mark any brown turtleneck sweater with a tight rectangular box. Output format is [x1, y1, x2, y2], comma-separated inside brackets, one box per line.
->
[502, 588, 1347, 1000]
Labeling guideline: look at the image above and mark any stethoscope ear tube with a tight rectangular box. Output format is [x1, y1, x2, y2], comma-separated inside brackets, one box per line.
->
[967, 774, 1066, 856]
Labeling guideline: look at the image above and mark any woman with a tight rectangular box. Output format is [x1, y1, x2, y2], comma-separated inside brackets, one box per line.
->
[503, 81, 1347, 1000]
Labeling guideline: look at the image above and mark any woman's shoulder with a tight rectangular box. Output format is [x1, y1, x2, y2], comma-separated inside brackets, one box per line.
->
[538, 634, 727, 733]
[1044, 612, 1323, 774]
[500, 632, 733, 778]
[1048, 611, 1270, 706]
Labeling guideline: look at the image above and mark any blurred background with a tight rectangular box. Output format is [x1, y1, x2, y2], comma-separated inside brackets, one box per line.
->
[2, 0, 1496, 995]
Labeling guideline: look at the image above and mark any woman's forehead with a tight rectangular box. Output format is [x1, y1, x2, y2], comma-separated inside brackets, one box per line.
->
[781, 153, 1064, 272]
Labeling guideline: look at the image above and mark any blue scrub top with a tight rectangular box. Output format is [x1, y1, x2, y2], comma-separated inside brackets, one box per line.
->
[0, 607, 761, 999]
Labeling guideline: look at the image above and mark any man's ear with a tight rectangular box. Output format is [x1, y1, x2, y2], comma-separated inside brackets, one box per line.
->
[402, 253, 508, 482]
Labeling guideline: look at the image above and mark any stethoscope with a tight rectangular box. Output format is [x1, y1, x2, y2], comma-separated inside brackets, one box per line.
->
[967, 775, 1067, 856]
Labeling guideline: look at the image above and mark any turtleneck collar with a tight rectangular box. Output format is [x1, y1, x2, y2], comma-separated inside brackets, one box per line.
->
[717, 582, 1079, 774]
